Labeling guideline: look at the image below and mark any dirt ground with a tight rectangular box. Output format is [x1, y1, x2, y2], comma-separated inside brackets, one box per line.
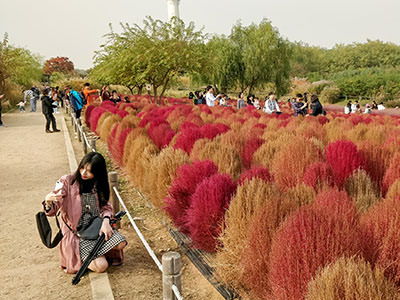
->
[0, 106, 223, 299]
[0, 108, 91, 299]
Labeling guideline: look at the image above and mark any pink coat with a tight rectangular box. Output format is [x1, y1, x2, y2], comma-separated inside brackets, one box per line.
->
[44, 174, 123, 273]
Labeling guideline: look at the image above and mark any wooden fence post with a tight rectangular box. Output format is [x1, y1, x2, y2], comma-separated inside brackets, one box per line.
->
[162, 252, 182, 300]
[108, 172, 120, 229]
[90, 138, 96, 152]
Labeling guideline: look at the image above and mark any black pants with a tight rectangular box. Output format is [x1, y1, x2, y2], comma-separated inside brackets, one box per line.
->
[75, 109, 82, 119]
[44, 113, 57, 130]
[0, 106, 2, 125]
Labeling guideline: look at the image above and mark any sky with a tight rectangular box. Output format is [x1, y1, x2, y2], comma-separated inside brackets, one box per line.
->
[1, 0, 399, 69]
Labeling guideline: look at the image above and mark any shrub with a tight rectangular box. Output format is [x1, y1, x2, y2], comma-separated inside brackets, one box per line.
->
[282, 183, 316, 207]
[360, 196, 400, 285]
[239, 187, 306, 299]
[305, 257, 400, 300]
[382, 153, 400, 195]
[320, 85, 341, 104]
[386, 179, 400, 201]
[148, 121, 175, 149]
[112, 127, 133, 167]
[185, 174, 237, 252]
[325, 140, 365, 187]
[164, 160, 219, 233]
[124, 134, 159, 188]
[253, 132, 295, 169]
[344, 169, 379, 214]
[269, 192, 362, 300]
[358, 141, 390, 190]
[271, 136, 322, 190]
[190, 139, 243, 180]
[122, 128, 149, 166]
[174, 126, 203, 155]
[98, 114, 121, 142]
[302, 162, 336, 191]
[216, 179, 278, 290]
[238, 166, 273, 185]
[241, 138, 265, 169]
[144, 147, 189, 208]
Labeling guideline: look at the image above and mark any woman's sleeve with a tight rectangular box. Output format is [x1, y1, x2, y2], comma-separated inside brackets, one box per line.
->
[42, 176, 68, 216]
[100, 201, 114, 218]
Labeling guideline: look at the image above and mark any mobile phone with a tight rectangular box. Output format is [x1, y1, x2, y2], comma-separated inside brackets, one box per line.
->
[54, 180, 64, 195]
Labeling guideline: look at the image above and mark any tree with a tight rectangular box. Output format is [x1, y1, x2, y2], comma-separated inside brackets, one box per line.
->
[92, 17, 207, 104]
[194, 19, 292, 96]
[0, 33, 42, 94]
[43, 56, 74, 75]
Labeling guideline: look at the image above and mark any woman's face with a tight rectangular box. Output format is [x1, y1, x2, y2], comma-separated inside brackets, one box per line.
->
[80, 164, 94, 180]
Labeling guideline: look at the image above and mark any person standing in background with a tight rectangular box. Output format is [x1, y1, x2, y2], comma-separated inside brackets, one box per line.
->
[42, 88, 60, 133]
[24, 87, 36, 112]
[83, 83, 100, 107]
[66, 86, 84, 119]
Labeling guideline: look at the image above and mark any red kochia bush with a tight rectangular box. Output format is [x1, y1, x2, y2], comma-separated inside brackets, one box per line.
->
[148, 121, 175, 149]
[200, 123, 230, 140]
[174, 126, 203, 154]
[269, 189, 362, 300]
[238, 166, 273, 185]
[382, 154, 400, 195]
[361, 196, 400, 285]
[302, 162, 336, 191]
[241, 138, 265, 169]
[113, 128, 133, 167]
[185, 174, 237, 252]
[89, 107, 107, 132]
[325, 140, 365, 187]
[85, 105, 96, 126]
[164, 160, 219, 234]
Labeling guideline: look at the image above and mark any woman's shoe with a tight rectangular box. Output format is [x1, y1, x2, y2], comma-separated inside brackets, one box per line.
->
[53, 129, 61, 132]
[46, 129, 53, 133]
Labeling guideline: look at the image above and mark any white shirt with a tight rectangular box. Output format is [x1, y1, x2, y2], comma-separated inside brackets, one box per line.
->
[351, 103, 357, 113]
[264, 99, 280, 114]
[344, 106, 350, 114]
[377, 104, 385, 110]
[205, 92, 216, 107]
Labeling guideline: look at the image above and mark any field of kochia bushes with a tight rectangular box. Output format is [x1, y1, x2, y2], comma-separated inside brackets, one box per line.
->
[86, 95, 400, 300]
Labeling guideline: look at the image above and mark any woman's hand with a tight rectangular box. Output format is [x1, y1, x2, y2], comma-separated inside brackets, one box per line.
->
[99, 218, 113, 241]
[44, 188, 64, 206]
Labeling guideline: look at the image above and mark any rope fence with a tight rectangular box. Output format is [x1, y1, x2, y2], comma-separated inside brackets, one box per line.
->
[65, 106, 183, 300]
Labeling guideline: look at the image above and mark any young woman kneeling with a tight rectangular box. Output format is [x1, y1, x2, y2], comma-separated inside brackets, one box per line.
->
[43, 152, 127, 273]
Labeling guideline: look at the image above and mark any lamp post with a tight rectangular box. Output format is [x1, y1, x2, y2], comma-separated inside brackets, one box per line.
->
[167, 0, 180, 19]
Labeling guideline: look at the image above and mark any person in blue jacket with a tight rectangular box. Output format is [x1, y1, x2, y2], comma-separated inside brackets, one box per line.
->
[66, 86, 84, 119]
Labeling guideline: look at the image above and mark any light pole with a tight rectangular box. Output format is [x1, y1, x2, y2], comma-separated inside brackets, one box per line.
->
[167, 0, 180, 20]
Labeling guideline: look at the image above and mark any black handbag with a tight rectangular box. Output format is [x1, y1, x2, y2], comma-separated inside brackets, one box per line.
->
[36, 212, 63, 249]
[76, 217, 103, 240]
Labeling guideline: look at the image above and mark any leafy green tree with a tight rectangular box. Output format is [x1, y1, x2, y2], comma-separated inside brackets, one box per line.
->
[92, 17, 206, 104]
[197, 20, 292, 96]
[0, 33, 42, 94]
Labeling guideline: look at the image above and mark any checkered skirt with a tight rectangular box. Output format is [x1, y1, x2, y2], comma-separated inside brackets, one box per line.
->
[78, 193, 126, 262]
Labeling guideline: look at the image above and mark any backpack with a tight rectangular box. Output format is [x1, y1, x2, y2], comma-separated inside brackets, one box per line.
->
[80, 91, 87, 105]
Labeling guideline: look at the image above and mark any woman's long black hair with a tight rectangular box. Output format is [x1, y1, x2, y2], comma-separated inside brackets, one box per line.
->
[71, 152, 110, 207]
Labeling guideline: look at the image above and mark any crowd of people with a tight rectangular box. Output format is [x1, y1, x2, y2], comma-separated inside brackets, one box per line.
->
[344, 100, 385, 114]
[190, 86, 326, 117]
